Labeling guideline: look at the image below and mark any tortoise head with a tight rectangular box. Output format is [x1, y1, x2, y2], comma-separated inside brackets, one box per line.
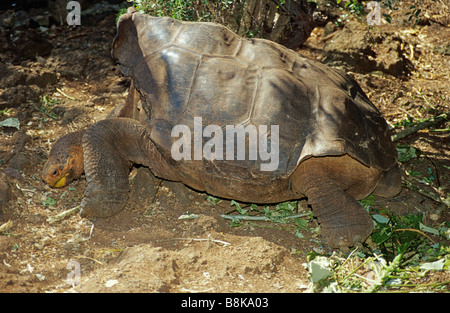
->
[42, 130, 85, 188]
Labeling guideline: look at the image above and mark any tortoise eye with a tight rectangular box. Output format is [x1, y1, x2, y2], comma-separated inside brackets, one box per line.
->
[52, 170, 58, 176]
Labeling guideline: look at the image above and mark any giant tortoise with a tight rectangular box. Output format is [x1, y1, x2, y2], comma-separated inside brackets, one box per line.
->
[42, 8, 401, 248]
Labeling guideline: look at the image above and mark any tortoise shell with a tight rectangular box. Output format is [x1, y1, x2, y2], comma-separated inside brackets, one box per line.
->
[112, 12, 397, 200]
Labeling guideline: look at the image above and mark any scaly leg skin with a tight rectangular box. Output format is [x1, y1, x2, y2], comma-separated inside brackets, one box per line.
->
[308, 185, 373, 248]
[292, 156, 379, 248]
[80, 118, 148, 218]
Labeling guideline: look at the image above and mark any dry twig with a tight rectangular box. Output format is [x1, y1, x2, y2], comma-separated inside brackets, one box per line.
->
[47, 206, 81, 224]
[402, 180, 450, 207]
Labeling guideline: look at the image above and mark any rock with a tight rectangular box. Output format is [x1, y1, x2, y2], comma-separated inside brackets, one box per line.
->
[433, 43, 450, 56]
[7, 154, 30, 171]
[13, 130, 32, 148]
[0, 85, 41, 109]
[323, 21, 338, 36]
[322, 21, 413, 77]
[0, 63, 57, 109]
[24, 66, 58, 88]
[3, 131, 33, 171]
[3, 168, 22, 180]
[8, 29, 53, 64]
[187, 214, 219, 235]
[0, 173, 12, 210]
[0, 62, 58, 88]
[163, 180, 200, 207]
[60, 107, 84, 126]
[45, 49, 88, 80]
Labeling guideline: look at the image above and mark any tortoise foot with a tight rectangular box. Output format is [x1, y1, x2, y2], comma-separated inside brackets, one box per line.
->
[320, 221, 373, 249]
[80, 189, 129, 218]
[318, 206, 373, 249]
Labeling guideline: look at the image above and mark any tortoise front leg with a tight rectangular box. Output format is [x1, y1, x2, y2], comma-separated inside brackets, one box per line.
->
[80, 118, 149, 217]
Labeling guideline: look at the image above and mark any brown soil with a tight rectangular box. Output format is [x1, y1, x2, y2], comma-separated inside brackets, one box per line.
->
[0, 1, 448, 293]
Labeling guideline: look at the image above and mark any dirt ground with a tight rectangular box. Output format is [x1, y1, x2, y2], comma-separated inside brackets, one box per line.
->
[0, 1, 448, 293]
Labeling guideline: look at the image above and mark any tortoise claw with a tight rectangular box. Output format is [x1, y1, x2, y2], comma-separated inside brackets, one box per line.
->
[80, 189, 129, 218]
[319, 217, 373, 249]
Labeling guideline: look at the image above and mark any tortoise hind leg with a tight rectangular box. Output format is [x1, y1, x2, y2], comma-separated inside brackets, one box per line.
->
[291, 155, 383, 248]
[373, 163, 402, 198]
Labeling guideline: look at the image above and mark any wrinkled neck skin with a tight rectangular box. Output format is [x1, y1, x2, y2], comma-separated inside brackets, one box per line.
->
[82, 118, 179, 182]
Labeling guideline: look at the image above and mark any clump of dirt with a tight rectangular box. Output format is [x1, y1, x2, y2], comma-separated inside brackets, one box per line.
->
[74, 229, 308, 293]
[0, 1, 448, 293]
[322, 21, 413, 76]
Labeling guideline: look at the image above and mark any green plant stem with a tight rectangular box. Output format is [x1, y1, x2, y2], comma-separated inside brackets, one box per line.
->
[220, 212, 310, 221]
[403, 179, 450, 207]
[391, 113, 448, 142]
[376, 280, 450, 293]
[32, 103, 59, 120]
[397, 280, 450, 289]
[56, 87, 81, 101]
[394, 228, 435, 243]
[338, 257, 371, 284]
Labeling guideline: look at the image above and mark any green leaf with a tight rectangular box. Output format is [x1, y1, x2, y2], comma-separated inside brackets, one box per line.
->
[295, 218, 309, 230]
[308, 257, 333, 283]
[360, 194, 375, 209]
[396, 145, 419, 162]
[0, 117, 20, 129]
[206, 195, 221, 205]
[230, 200, 247, 215]
[419, 222, 439, 236]
[42, 197, 57, 207]
[372, 214, 390, 224]
[295, 230, 304, 239]
[276, 201, 297, 214]
[420, 258, 445, 271]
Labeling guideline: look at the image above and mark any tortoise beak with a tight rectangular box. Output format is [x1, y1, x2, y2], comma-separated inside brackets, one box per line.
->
[43, 172, 69, 188]
[52, 174, 69, 188]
